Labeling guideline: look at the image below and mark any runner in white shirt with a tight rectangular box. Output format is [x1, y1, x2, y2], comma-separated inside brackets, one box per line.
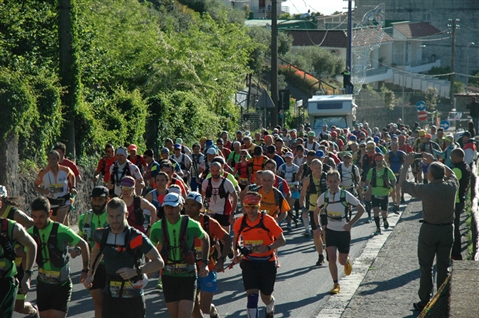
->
[314, 170, 365, 295]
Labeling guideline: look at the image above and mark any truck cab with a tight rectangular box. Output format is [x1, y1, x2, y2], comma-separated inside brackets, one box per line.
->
[308, 95, 357, 135]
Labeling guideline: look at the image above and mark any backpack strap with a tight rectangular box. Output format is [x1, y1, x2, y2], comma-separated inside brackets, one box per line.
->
[7, 207, 17, 220]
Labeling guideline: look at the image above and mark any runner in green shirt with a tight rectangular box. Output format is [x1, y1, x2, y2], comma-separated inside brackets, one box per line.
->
[365, 153, 396, 235]
[28, 196, 90, 318]
[77, 186, 110, 318]
[0, 217, 37, 318]
[150, 192, 210, 318]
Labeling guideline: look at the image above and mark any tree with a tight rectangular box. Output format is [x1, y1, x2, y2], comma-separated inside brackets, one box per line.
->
[425, 86, 439, 124]
[380, 84, 396, 110]
[283, 46, 343, 76]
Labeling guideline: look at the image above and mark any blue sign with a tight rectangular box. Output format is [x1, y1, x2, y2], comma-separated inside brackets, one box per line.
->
[416, 101, 426, 112]
[440, 120, 450, 131]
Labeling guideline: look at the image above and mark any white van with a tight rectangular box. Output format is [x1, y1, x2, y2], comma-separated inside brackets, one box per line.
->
[308, 95, 357, 135]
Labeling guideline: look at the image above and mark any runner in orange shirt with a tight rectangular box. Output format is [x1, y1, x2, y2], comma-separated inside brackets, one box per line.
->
[233, 191, 286, 318]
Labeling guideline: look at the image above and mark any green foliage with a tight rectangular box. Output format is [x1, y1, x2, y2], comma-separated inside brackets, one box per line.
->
[283, 46, 344, 77]
[469, 70, 479, 87]
[453, 80, 464, 94]
[0, 1, 58, 72]
[145, 90, 222, 151]
[247, 27, 293, 74]
[0, 68, 37, 147]
[380, 84, 396, 110]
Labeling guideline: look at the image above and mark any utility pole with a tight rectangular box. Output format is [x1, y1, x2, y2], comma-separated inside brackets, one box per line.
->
[346, 0, 352, 94]
[270, 0, 279, 128]
[59, 0, 80, 159]
[448, 18, 459, 107]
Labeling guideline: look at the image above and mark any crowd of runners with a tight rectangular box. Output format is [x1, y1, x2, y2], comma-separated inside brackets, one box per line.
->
[0, 119, 477, 318]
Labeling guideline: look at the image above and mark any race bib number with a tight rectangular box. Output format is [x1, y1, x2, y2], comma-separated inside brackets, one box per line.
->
[327, 211, 342, 222]
[244, 240, 264, 253]
[49, 183, 64, 194]
[109, 281, 135, 298]
[195, 246, 203, 260]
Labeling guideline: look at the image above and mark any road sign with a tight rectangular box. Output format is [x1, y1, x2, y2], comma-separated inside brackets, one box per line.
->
[256, 89, 275, 109]
[418, 111, 428, 121]
[440, 120, 450, 130]
[416, 101, 426, 112]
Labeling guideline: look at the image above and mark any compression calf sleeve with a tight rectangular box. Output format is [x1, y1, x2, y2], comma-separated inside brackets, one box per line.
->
[266, 296, 275, 314]
[247, 294, 259, 318]
[374, 216, 380, 228]
[302, 215, 310, 232]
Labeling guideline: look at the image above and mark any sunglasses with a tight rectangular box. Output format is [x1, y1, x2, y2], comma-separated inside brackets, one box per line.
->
[240, 155, 247, 158]
[121, 186, 134, 190]
[243, 204, 259, 209]
[367, 147, 375, 149]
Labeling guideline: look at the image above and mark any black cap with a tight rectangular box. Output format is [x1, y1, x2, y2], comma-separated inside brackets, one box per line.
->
[254, 146, 263, 156]
[91, 186, 109, 197]
[267, 145, 276, 153]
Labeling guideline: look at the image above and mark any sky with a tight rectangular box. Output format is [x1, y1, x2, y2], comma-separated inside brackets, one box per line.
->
[282, 0, 347, 16]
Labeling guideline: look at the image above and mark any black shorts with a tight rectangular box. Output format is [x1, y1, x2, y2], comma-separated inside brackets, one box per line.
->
[102, 294, 146, 318]
[0, 277, 17, 317]
[162, 275, 197, 303]
[37, 279, 72, 313]
[240, 260, 277, 296]
[91, 263, 107, 291]
[325, 228, 351, 254]
[213, 213, 230, 227]
[372, 196, 389, 211]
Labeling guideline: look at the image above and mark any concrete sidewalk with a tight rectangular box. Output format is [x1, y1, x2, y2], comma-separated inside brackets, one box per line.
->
[341, 199, 424, 318]
[339, 197, 468, 318]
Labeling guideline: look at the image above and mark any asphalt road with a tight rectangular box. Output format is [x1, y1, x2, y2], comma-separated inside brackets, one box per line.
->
[12, 201, 407, 318]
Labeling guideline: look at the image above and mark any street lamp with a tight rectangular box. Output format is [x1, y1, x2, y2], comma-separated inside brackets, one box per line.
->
[466, 42, 475, 88]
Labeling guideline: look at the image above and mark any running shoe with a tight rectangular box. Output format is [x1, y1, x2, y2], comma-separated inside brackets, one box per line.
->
[329, 284, 340, 294]
[367, 217, 372, 223]
[413, 302, 426, 311]
[265, 311, 274, 318]
[316, 254, 325, 266]
[400, 197, 405, 204]
[344, 258, 352, 276]
[210, 304, 220, 318]
[287, 223, 292, 230]
[384, 219, 389, 230]
[303, 230, 311, 237]
[373, 227, 381, 235]
[31, 304, 39, 318]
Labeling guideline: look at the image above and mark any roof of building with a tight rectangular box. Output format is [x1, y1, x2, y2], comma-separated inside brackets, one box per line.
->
[284, 29, 393, 48]
[393, 21, 442, 38]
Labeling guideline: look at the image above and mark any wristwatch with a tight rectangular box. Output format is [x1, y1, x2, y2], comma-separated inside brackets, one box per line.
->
[25, 269, 33, 276]
[202, 259, 210, 265]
